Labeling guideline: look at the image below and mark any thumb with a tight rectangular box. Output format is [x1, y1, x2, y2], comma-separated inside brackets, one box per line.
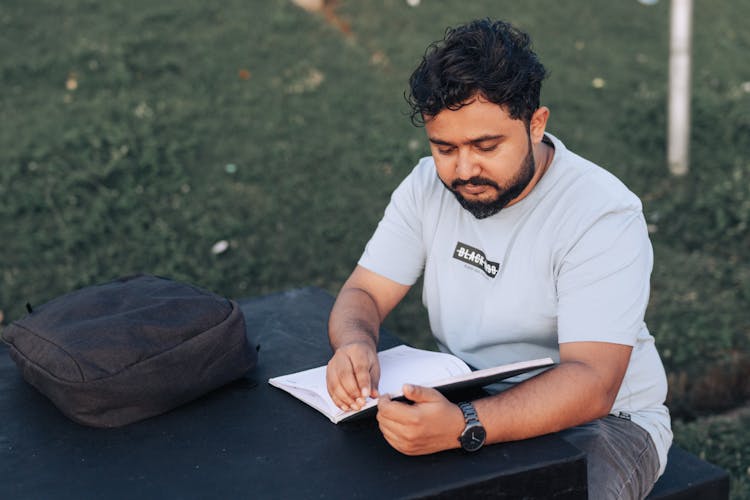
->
[402, 384, 442, 403]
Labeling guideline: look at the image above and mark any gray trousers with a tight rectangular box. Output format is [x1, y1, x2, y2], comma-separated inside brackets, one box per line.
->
[558, 415, 661, 500]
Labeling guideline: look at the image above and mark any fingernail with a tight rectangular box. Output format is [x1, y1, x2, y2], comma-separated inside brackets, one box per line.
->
[361, 387, 370, 398]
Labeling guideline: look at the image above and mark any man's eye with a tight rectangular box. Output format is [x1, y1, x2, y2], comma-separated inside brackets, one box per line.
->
[477, 144, 497, 152]
[438, 148, 455, 155]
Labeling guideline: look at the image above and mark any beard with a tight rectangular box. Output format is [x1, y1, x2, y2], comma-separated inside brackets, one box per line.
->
[441, 139, 536, 220]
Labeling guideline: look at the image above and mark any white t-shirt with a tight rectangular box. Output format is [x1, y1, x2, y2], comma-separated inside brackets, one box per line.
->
[359, 133, 672, 474]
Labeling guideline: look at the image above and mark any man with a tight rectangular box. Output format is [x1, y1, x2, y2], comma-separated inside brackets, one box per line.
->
[326, 18, 671, 499]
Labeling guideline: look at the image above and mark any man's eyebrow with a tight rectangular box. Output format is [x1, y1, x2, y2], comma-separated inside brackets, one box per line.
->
[428, 137, 454, 146]
[428, 134, 505, 146]
[469, 134, 504, 144]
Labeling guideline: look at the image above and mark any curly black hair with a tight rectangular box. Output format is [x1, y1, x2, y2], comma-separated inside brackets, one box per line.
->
[407, 19, 547, 126]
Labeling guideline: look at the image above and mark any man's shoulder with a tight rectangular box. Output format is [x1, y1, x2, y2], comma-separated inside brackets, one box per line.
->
[546, 134, 643, 214]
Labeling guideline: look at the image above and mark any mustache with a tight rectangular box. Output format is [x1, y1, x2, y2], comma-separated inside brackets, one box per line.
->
[451, 177, 500, 190]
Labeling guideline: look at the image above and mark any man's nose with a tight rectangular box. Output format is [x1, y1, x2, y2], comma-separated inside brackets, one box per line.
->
[455, 149, 480, 180]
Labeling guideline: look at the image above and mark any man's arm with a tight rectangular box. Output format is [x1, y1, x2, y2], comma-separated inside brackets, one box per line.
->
[376, 340, 632, 455]
[326, 265, 411, 411]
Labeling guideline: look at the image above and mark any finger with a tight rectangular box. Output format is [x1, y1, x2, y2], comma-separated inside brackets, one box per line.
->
[351, 355, 375, 400]
[329, 386, 354, 411]
[343, 343, 380, 400]
[377, 405, 417, 455]
[326, 362, 351, 409]
[376, 393, 395, 416]
[336, 368, 367, 409]
[402, 384, 443, 403]
[369, 358, 381, 398]
[376, 395, 400, 433]
[378, 420, 402, 450]
[376, 393, 414, 424]
[327, 357, 364, 409]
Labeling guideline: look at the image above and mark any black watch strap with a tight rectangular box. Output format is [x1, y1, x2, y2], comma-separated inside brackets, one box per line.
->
[458, 401, 486, 452]
[459, 402, 480, 423]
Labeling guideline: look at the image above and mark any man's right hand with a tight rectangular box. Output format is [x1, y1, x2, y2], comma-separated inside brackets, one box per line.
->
[326, 341, 381, 411]
[327, 265, 410, 411]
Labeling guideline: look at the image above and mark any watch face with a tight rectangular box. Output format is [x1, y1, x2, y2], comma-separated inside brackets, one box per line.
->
[460, 422, 486, 452]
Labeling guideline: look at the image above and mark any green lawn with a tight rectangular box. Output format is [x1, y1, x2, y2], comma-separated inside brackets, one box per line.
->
[1, 0, 748, 496]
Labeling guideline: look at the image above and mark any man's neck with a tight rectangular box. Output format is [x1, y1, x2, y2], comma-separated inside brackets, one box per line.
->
[534, 135, 555, 180]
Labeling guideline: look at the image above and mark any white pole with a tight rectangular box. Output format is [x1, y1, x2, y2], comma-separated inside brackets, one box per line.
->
[291, 0, 324, 11]
[668, 0, 693, 176]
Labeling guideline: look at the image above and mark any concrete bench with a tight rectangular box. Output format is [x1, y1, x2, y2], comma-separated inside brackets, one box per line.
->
[647, 445, 730, 499]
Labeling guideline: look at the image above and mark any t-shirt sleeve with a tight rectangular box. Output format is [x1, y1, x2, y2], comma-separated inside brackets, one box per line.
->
[357, 162, 429, 286]
[556, 209, 653, 346]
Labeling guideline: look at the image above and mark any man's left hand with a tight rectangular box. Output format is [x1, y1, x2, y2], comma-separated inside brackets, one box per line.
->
[376, 384, 465, 455]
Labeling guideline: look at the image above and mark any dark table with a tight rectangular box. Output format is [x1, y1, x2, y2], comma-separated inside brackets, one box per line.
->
[1, 287, 587, 499]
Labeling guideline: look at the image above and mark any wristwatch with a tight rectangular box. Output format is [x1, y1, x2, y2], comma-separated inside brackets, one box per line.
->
[458, 402, 486, 452]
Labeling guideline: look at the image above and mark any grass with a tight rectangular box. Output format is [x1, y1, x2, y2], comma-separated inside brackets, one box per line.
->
[1, 0, 748, 496]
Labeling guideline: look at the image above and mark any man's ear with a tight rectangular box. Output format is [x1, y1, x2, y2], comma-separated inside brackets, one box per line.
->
[529, 106, 550, 144]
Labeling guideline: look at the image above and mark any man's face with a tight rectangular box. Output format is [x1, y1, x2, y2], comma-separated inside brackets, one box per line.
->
[424, 97, 543, 219]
